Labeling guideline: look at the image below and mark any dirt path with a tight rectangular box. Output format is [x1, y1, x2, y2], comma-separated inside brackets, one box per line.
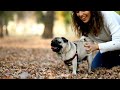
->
[0, 36, 120, 79]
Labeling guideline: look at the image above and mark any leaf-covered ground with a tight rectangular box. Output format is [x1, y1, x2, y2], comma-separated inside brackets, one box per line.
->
[0, 36, 120, 79]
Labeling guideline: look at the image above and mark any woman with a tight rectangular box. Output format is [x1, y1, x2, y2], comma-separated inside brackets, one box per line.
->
[71, 11, 120, 70]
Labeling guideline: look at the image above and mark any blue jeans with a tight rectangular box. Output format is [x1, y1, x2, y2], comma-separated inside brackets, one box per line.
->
[91, 50, 120, 69]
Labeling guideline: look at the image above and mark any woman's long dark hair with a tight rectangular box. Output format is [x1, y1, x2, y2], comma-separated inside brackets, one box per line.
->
[71, 11, 104, 37]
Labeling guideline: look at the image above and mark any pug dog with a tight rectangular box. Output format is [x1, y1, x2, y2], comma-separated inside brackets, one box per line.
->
[51, 36, 96, 75]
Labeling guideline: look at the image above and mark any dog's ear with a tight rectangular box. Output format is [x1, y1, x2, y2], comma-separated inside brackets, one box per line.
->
[61, 37, 68, 43]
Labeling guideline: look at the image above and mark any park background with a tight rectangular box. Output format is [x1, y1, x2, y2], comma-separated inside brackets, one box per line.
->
[0, 11, 120, 79]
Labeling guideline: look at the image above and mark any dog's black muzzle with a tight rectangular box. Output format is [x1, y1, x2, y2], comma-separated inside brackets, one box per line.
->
[51, 40, 62, 52]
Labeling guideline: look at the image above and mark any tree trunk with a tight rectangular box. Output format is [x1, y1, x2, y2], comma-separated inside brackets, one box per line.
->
[0, 25, 3, 38]
[2, 19, 9, 36]
[42, 11, 54, 39]
[6, 27, 9, 36]
[0, 18, 3, 38]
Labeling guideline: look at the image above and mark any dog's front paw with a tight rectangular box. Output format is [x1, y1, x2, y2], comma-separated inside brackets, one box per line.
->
[88, 69, 91, 73]
[88, 70, 94, 74]
[88, 68, 95, 74]
[72, 72, 77, 75]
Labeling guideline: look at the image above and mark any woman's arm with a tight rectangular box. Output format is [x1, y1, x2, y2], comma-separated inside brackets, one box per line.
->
[98, 11, 120, 53]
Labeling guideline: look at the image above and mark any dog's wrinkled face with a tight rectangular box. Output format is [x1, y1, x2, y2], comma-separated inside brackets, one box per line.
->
[51, 37, 68, 53]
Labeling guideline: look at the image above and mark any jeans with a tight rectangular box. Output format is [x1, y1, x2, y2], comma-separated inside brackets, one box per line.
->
[91, 50, 120, 69]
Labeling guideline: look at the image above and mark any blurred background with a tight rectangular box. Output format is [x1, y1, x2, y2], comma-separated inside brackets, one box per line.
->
[0, 11, 78, 40]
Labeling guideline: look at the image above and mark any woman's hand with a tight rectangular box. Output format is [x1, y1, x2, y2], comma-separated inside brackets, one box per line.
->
[84, 42, 99, 53]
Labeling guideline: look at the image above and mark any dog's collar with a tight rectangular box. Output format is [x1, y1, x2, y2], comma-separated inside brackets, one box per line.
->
[64, 43, 79, 66]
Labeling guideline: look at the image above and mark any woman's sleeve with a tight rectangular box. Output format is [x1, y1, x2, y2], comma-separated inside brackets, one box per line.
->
[98, 11, 120, 53]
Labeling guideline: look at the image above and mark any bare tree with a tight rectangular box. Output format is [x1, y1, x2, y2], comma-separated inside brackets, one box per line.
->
[42, 11, 55, 39]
